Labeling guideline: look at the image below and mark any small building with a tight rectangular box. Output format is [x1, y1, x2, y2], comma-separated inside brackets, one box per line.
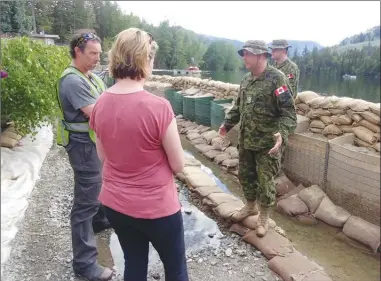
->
[30, 32, 60, 45]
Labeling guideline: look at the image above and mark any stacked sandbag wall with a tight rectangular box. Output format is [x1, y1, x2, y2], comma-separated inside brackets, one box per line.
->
[295, 91, 381, 151]
[178, 153, 334, 281]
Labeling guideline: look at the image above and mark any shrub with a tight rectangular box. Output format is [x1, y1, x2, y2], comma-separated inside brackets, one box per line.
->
[1, 37, 71, 135]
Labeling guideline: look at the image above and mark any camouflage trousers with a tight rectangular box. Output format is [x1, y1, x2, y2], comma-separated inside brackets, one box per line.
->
[238, 147, 281, 208]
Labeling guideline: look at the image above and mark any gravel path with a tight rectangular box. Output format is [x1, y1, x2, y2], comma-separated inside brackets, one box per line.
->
[2, 143, 279, 281]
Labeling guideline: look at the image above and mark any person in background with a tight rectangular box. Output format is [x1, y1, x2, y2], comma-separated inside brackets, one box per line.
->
[270, 39, 300, 171]
[89, 28, 189, 281]
[270, 39, 300, 99]
[219, 40, 297, 237]
[56, 29, 113, 280]
[1, 70, 8, 79]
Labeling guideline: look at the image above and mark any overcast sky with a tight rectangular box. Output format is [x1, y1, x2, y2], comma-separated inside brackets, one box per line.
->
[117, 1, 380, 46]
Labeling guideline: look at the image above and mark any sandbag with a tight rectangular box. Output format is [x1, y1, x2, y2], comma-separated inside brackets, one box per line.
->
[229, 223, 249, 237]
[211, 136, 229, 151]
[202, 197, 215, 207]
[306, 96, 325, 108]
[297, 91, 319, 103]
[187, 129, 200, 135]
[180, 124, 198, 134]
[195, 124, 210, 133]
[353, 126, 377, 145]
[213, 152, 231, 164]
[186, 132, 201, 140]
[306, 109, 331, 118]
[224, 146, 239, 158]
[298, 185, 326, 213]
[296, 103, 310, 112]
[268, 251, 330, 281]
[368, 102, 380, 116]
[340, 125, 353, 133]
[221, 158, 239, 168]
[309, 127, 324, 134]
[314, 196, 351, 227]
[1, 130, 22, 141]
[242, 216, 277, 230]
[336, 232, 374, 255]
[294, 97, 301, 104]
[184, 156, 201, 167]
[330, 115, 352, 126]
[277, 195, 309, 217]
[4, 126, 18, 134]
[354, 119, 380, 133]
[203, 149, 221, 160]
[207, 192, 239, 206]
[242, 230, 294, 259]
[184, 168, 216, 188]
[343, 216, 380, 253]
[315, 96, 338, 109]
[373, 142, 380, 152]
[277, 184, 305, 201]
[202, 130, 219, 144]
[360, 111, 380, 125]
[310, 120, 326, 129]
[329, 108, 346, 115]
[334, 97, 356, 109]
[349, 99, 370, 112]
[213, 200, 244, 219]
[319, 116, 332, 125]
[347, 110, 363, 123]
[176, 172, 186, 182]
[191, 138, 206, 145]
[275, 174, 296, 196]
[322, 124, 342, 136]
[1, 136, 19, 148]
[195, 144, 214, 154]
[354, 137, 372, 148]
[194, 185, 224, 197]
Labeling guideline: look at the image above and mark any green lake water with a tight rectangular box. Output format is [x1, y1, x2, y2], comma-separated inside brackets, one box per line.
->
[153, 70, 380, 103]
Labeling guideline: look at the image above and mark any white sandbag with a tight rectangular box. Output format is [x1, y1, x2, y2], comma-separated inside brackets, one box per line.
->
[314, 196, 351, 227]
[298, 185, 326, 213]
[342, 216, 380, 253]
[297, 91, 319, 103]
[277, 195, 309, 217]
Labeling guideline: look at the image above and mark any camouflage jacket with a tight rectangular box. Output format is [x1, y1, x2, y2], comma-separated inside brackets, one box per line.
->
[275, 58, 299, 99]
[224, 64, 297, 151]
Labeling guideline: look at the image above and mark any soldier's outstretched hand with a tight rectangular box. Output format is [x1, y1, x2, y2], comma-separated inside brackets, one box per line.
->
[268, 132, 282, 155]
[219, 124, 227, 137]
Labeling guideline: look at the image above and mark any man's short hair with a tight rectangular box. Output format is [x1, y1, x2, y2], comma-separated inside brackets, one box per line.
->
[69, 29, 101, 59]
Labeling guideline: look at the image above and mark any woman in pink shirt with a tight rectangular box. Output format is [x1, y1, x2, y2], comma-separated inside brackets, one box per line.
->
[89, 28, 188, 281]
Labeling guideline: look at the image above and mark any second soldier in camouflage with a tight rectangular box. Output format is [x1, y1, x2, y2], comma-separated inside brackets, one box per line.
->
[219, 40, 297, 237]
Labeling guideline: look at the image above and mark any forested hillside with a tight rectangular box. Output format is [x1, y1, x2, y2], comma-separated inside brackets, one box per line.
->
[1, 0, 379, 77]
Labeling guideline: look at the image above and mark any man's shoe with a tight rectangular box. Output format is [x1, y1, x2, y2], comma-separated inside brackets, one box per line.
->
[231, 200, 259, 222]
[256, 207, 271, 237]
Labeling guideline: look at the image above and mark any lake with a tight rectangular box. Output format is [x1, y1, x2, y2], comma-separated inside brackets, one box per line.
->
[153, 70, 380, 103]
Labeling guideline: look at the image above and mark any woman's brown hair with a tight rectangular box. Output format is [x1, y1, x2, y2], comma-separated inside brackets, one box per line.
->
[108, 28, 158, 80]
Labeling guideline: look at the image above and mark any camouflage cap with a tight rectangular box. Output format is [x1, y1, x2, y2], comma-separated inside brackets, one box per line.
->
[238, 40, 271, 57]
[269, 39, 292, 49]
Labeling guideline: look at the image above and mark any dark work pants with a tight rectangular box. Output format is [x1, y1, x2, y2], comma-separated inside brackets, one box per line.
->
[104, 207, 189, 281]
[66, 141, 104, 279]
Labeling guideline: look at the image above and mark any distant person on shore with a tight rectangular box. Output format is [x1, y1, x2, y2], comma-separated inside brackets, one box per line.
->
[270, 39, 300, 99]
[89, 28, 189, 281]
[56, 29, 113, 280]
[270, 39, 300, 171]
[219, 40, 297, 237]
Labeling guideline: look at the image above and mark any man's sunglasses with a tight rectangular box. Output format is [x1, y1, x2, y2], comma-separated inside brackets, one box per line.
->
[76, 33, 99, 47]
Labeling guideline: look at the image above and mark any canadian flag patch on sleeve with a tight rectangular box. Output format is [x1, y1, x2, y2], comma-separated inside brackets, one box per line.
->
[287, 73, 294, 79]
[274, 85, 289, 96]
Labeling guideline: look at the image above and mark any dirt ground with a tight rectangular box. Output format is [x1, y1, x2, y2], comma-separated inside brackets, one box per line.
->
[2, 143, 280, 281]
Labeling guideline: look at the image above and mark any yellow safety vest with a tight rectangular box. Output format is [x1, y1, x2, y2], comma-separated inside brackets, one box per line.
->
[56, 66, 106, 147]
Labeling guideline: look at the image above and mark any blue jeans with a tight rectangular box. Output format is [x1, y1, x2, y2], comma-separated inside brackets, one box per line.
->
[104, 207, 189, 281]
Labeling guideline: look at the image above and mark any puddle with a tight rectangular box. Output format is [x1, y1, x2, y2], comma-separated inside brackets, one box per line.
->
[180, 137, 381, 281]
[108, 177, 223, 276]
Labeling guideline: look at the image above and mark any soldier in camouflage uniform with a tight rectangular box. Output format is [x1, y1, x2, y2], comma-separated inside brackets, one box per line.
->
[269, 39, 300, 99]
[270, 39, 300, 170]
[219, 40, 297, 237]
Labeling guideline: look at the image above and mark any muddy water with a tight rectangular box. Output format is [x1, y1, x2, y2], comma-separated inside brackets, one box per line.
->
[181, 137, 380, 281]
